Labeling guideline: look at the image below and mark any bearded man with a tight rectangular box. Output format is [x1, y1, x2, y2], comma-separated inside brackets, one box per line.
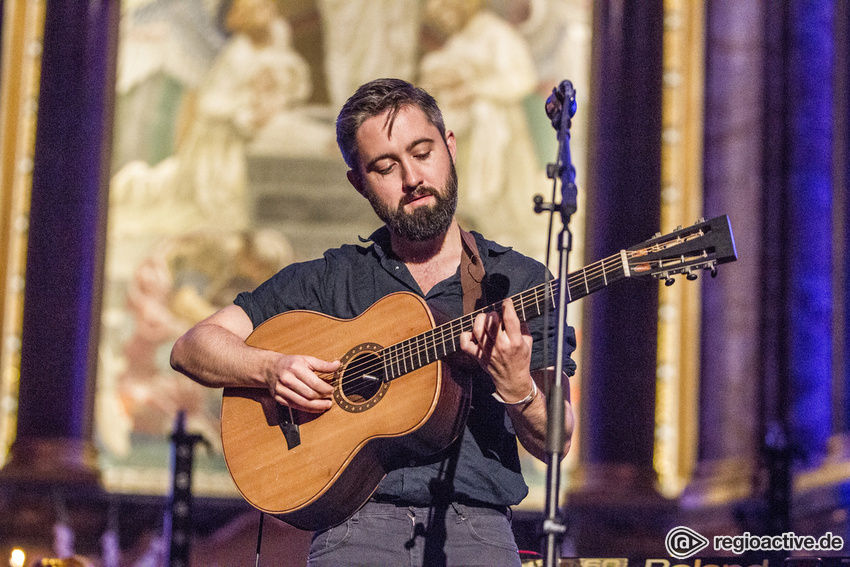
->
[171, 78, 575, 567]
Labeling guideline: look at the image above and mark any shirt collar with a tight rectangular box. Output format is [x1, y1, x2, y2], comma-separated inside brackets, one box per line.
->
[362, 226, 393, 260]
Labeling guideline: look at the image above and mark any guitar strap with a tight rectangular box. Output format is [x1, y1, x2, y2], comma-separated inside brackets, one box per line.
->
[459, 228, 485, 314]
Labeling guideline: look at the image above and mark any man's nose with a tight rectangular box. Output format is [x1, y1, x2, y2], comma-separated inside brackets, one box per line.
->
[401, 160, 424, 190]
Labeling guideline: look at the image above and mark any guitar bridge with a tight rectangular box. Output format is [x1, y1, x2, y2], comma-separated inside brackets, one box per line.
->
[277, 404, 301, 450]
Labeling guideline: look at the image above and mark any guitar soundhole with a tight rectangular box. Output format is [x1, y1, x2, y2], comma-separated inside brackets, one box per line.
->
[334, 342, 389, 413]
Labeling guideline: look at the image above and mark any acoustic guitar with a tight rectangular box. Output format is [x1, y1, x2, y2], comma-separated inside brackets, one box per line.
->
[220, 215, 737, 530]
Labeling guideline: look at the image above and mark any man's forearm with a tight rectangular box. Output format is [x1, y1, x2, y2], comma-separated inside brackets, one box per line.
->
[170, 320, 270, 390]
[506, 370, 573, 462]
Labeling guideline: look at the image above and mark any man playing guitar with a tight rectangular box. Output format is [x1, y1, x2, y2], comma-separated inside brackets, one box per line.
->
[170, 78, 576, 566]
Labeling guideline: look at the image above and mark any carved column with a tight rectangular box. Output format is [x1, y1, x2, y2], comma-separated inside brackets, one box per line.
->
[780, 0, 834, 467]
[685, 0, 766, 507]
[690, 0, 838, 540]
[0, 0, 118, 485]
[572, 0, 664, 498]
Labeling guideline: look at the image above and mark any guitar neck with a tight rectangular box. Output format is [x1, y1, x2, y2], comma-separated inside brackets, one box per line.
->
[381, 251, 630, 380]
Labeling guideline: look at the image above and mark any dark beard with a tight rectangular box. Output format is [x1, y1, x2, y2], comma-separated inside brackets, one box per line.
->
[366, 162, 458, 242]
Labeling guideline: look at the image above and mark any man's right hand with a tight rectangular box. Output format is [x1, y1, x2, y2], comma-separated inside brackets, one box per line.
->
[171, 305, 340, 414]
[265, 354, 339, 412]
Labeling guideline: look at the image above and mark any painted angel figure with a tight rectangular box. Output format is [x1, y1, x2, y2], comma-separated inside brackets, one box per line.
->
[419, 0, 548, 259]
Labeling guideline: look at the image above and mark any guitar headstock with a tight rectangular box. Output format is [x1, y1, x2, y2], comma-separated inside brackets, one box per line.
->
[626, 215, 737, 285]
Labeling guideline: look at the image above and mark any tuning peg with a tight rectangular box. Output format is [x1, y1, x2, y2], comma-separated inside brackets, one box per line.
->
[665, 277, 675, 287]
[686, 272, 698, 281]
[710, 267, 718, 278]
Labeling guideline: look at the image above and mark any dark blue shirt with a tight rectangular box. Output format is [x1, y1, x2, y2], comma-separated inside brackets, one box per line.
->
[235, 227, 576, 507]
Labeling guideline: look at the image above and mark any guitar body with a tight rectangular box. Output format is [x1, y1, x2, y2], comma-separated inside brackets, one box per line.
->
[218, 215, 738, 532]
[220, 292, 470, 531]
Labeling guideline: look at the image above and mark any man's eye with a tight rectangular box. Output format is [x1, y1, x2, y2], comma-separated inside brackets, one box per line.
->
[377, 164, 394, 175]
[415, 151, 431, 160]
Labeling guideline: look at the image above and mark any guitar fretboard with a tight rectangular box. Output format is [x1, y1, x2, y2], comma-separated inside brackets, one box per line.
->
[381, 251, 630, 381]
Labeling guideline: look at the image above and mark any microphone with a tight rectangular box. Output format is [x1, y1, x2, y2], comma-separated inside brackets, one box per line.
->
[545, 81, 577, 218]
[544, 81, 577, 127]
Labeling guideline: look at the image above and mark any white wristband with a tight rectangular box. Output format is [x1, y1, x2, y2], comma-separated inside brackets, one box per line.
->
[492, 380, 538, 405]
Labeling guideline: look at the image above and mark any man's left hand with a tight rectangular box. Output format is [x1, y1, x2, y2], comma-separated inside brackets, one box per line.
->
[459, 298, 536, 403]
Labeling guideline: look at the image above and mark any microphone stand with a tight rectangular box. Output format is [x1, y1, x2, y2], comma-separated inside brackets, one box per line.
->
[164, 410, 210, 567]
[534, 80, 578, 567]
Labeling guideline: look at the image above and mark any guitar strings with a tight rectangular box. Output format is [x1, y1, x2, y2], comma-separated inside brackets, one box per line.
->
[329, 247, 677, 400]
[320, 251, 630, 399]
[318, 235, 708, 399]
[321, 238, 696, 399]
[332, 249, 667, 399]
[301, 240, 692, 398]
[324, 235, 706, 396]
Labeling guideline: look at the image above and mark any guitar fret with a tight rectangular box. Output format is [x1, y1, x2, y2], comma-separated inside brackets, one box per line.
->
[382, 347, 391, 381]
[393, 344, 402, 377]
[422, 333, 429, 366]
[405, 339, 413, 373]
[423, 333, 430, 363]
[431, 327, 440, 360]
[385, 347, 394, 380]
[401, 341, 409, 375]
[431, 330, 438, 363]
[383, 346, 394, 381]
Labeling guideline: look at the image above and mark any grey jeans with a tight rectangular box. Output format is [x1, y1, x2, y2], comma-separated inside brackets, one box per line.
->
[307, 500, 521, 567]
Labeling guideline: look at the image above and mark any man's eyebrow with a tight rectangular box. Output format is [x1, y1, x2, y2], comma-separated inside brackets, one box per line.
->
[407, 137, 435, 151]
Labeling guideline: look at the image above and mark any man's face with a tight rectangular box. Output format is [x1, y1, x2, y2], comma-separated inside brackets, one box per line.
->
[348, 105, 458, 242]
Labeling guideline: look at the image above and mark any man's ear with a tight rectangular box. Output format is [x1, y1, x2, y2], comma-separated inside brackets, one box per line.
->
[347, 169, 366, 197]
[445, 130, 457, 163]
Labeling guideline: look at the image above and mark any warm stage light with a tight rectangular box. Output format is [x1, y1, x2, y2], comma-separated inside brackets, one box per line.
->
[9, 548, 25, 567]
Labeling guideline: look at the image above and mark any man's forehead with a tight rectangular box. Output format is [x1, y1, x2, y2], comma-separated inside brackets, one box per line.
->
[361, 105, 436, 141]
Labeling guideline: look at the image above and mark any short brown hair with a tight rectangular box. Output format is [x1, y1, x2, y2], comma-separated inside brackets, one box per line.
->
[336, 78, 447, 171]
